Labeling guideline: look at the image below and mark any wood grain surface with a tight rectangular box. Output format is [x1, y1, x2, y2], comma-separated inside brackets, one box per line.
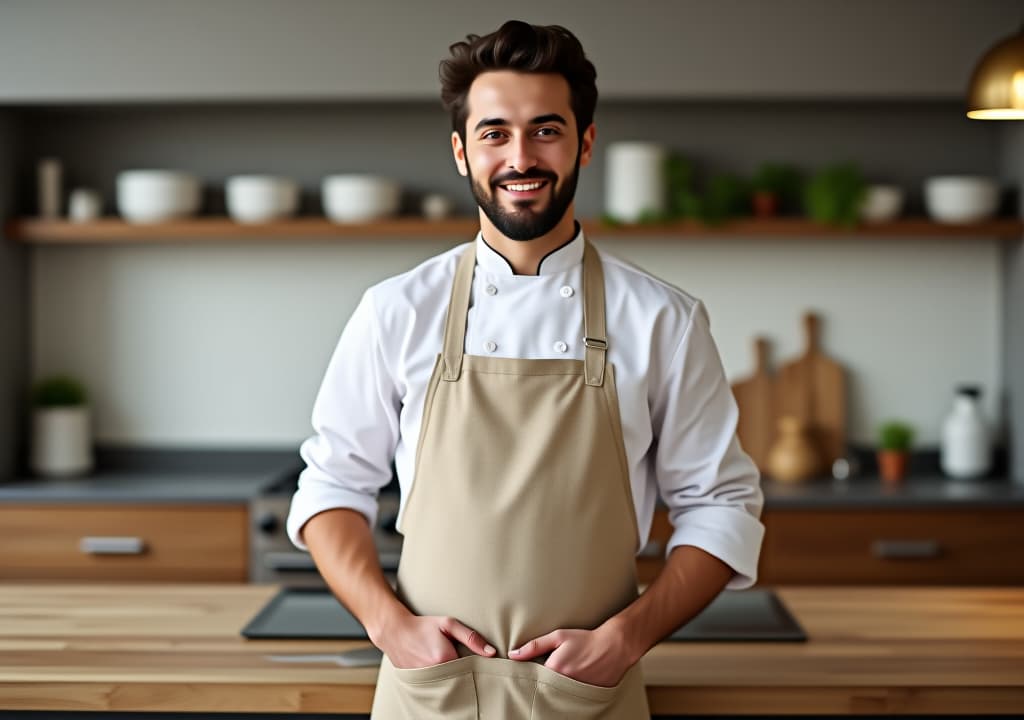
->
[731, 336, 776, 472]
[0, 584, 1022, 714]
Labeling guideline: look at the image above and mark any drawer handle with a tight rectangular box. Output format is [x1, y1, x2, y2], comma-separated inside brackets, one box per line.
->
[871, 539, 942, 559]
[79, 536, 146, 555]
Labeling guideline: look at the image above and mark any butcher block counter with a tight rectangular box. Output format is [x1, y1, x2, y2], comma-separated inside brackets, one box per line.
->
[1, 584, 1022, 716]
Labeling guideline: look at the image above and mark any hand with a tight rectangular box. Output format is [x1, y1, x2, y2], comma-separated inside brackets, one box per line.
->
[373, 613, 497, 670]
[508, 624, 632, 688]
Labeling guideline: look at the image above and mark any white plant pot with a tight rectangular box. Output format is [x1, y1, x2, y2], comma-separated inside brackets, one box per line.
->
[31, 406, 94, 477]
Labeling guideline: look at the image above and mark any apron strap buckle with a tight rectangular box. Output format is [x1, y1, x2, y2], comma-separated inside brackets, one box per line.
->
[583, 336, 608, 386]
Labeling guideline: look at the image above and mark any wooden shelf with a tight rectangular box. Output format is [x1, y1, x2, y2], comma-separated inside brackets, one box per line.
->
[5, 216, 1023, 244]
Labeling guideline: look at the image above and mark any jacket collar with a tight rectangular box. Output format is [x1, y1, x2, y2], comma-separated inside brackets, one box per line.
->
[475, 221, 584, 276]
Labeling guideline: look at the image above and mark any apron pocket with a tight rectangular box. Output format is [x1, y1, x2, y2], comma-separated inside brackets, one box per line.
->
[390, 655, 478, 720]
[531, 664, 622, 718]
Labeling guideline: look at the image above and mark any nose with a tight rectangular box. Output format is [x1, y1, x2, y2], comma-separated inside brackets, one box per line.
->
[507, 134, 538, 174]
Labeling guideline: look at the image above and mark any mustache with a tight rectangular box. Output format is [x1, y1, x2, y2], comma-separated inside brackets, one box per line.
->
[491, 170, 558, 187]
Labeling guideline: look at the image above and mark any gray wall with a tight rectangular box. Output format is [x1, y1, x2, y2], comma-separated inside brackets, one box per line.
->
[0, 111, 27, 474]
[0, 0, 1021, 102]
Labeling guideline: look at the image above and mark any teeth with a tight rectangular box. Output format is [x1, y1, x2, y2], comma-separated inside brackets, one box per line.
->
[505, 181, 544, 192]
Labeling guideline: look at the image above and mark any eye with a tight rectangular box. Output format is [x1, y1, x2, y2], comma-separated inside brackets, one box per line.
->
[536, 127, 561, 137]
[481, 130, 505, 141]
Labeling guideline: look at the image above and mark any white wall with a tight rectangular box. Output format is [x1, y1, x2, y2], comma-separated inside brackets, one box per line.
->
[31, 236, 1002, 448]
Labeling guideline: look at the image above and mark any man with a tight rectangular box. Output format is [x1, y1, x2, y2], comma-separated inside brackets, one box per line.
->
[288, 20, 764, 719]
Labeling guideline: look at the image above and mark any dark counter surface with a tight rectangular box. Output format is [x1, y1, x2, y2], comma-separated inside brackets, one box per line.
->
[0, 446, 1021, 507]
[0, 446, 299, 503]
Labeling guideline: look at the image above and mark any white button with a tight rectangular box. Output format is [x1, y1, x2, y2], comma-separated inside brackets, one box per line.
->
[554, 341, 568, 353]
[484, 341, 497, 353]
[560, 286, 574, 298]
[485, 284, 498, 296]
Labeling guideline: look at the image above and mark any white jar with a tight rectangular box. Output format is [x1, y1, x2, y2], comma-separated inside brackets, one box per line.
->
[31, 406, 94, 477]
[604, 142, 668, 223]
[940, 386, 991, 479]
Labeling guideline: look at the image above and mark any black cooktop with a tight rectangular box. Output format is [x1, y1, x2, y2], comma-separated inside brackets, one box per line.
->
[242, 587, 806, 642]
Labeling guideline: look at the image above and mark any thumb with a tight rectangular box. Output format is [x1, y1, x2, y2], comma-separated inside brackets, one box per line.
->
[439, 617, 497, 657]
[509, 630, 564, 661]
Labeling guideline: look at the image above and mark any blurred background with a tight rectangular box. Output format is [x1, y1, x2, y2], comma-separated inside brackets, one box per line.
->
[0, 0, 1023, 590]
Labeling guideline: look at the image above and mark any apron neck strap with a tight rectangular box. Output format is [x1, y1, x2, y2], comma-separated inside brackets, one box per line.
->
[581, 241, 607, 387]
[442, 238, 608, 386]
[442, 243, 477, 381]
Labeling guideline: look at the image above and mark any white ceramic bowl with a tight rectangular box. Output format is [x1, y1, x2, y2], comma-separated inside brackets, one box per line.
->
[859, 184, 905, 223]
[116, 170, 201, 224]
[924, 175, 1000, 224]
[322, 175, 401, 223]
[226, 175, 299, 224]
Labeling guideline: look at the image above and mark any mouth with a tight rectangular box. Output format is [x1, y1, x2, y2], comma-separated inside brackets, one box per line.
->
[496, 179, 550, 199]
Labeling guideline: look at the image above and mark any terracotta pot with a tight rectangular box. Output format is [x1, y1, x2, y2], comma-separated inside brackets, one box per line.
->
[877, 450, 908, 484]
[752, 190, 778, 218]
[767, 415, 820, 483]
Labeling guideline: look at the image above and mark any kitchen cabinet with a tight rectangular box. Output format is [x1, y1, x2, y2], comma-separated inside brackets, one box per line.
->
[643, 505, 1024, 586]
[0, 503, 248, 582]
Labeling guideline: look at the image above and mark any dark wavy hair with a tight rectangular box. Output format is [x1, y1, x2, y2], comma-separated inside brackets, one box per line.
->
[439, 20, 598, 144]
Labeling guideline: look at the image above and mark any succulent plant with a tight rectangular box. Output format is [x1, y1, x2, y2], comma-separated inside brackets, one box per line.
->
[32, 375, 88, 407]
[877, 420, 914, 452]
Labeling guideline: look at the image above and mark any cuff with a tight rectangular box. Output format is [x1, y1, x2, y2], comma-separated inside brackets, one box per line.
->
[664, 506, 766, 590]
[286, 484, 380, 551]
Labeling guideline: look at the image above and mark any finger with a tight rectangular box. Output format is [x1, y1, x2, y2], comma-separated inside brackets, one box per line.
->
[509, 630, 563, 661]
[439, 617, 496, 656]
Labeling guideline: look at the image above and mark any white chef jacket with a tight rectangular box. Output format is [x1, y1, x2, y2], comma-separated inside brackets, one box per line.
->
[287, 225, 765, 589]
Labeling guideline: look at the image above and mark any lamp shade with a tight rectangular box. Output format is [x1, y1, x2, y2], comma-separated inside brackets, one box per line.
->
[967, 24, 1024, 119]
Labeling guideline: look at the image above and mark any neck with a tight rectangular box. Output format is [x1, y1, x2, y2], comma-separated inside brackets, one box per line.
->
[478, 207, 578, 275]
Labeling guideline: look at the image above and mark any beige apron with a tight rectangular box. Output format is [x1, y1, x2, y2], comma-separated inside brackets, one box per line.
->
[371, 241, 651, 719]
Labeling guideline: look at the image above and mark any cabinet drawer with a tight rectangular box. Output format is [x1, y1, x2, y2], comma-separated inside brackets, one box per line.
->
[0, 504, 247, 582]
[759, 508, 1024, 586]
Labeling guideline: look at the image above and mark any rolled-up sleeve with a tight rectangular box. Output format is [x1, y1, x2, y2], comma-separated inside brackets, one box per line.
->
[286, 289, 401, 551]
[652, 300, 765, 589]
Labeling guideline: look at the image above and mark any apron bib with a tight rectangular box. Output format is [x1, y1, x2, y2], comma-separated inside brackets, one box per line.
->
[371, 241, 650, 719]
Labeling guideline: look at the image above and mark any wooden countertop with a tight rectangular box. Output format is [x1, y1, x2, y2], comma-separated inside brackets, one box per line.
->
[1, 584, 1022, 715]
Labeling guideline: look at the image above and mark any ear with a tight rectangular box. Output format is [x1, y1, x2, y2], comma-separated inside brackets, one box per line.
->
[452, 131, 468, 177]
[578, 123, 597, 169]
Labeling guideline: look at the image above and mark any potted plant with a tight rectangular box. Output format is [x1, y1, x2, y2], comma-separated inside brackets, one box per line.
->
[803, 162, 867, 227]
[750, 163, 803, 217]
[30, 375, 94, 477]
[877, 420, 914, 484]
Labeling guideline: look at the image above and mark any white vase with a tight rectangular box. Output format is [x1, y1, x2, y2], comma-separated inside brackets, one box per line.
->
[940, 386, 991, 479]
[31, 406, 94, 477]
[604, 142, 668, 223]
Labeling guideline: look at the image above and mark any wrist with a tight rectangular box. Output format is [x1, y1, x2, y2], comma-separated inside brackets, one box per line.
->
[600, 614, 646, 666]
[365, 598, 411, 649]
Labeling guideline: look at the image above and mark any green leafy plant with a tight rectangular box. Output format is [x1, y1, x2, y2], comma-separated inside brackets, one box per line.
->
[877, 420, 914, 452]
[751, 163, 803, 213]
[803, 163, 866, 227]
[32, 375, 87, 408]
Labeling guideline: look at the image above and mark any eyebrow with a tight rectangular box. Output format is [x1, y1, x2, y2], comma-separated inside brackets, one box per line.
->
[473, 113, 568, 132]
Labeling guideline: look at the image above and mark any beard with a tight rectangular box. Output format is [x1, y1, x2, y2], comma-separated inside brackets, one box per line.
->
[466, 149, 581, 241]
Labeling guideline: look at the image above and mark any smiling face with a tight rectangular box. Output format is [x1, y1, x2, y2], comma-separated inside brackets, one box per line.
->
[452, 71, 595, 242]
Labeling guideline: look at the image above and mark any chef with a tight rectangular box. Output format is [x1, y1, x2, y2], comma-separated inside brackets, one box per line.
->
[287, 19, 764, 719]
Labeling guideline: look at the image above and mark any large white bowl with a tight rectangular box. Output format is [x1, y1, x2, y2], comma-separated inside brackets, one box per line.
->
[322, 175, 400, 223]
[116, 170, 201, 224]
[924, 175, 1000, 224]
[226, 175, 299, 224]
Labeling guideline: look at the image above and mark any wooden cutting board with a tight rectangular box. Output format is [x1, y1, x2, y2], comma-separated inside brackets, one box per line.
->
[774, 312, 847, 474]
[731, 336, 775, 473]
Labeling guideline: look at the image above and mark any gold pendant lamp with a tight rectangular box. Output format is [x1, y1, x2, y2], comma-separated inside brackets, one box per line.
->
[967, 23, 1024, 119]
